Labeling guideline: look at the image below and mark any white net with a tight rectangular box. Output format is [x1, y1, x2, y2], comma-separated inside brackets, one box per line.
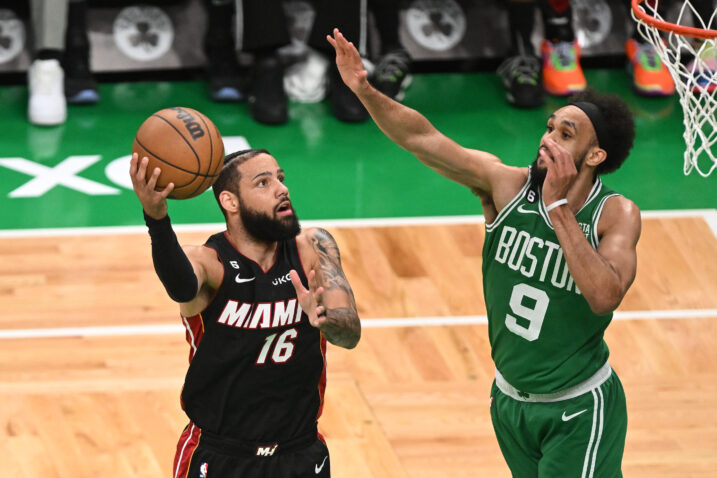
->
[632, 0, 717, 177]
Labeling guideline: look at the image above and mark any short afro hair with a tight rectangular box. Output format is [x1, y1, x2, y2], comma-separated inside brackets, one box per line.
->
[569, 89, 635, 175]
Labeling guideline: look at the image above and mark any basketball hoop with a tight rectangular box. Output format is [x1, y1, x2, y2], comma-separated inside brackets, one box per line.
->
[632, 0, 717, 177]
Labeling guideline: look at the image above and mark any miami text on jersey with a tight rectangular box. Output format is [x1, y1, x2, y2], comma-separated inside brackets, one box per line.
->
[217, 298, 304, 329]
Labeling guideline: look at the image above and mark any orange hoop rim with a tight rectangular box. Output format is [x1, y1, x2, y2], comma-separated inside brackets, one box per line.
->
[632, 0, 717, 40]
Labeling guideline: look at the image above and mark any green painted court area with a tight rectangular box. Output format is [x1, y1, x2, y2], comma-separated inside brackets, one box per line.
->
[0, 70, 714, 231]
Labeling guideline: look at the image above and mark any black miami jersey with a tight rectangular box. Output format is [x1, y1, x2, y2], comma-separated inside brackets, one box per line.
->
[180, 232, 326, 442]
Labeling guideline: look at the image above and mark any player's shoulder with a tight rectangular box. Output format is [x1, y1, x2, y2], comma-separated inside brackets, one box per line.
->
[488, 165, 529, 210]
[294, 229, 320, 273]
[598, 195, 641, 237]
[183, 243, 220, 262]
[297, 228, 343, 264]
[297, 227, 338, 251]
[603, 194, 641, 221]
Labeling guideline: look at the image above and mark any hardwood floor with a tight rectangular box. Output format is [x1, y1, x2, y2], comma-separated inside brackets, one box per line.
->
[2, 215, 716, 477]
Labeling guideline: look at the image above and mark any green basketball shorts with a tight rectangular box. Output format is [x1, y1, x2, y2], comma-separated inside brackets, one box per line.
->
[489, 363, 627, 478]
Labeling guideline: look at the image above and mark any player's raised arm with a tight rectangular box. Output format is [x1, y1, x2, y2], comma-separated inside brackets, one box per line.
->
[540, 138, 641, 315]
[293, 228, 361, 349]
[551, 194, 641, 315]
[327, 28, 504, 193]
[129, 152, 207, 304]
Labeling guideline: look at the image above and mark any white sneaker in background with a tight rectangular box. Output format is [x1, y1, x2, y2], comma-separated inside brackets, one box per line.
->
[284, 49, 329, 103]
[28, 59, 67, 126]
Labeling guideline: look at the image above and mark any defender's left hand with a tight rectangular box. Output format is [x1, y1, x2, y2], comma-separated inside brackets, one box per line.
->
[541, 138, 577, 205]
[326, 28, 370, 96]
[290, 269, 327, 328]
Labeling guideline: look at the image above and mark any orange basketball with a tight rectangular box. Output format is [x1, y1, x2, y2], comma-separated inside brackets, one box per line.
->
[132, 107, 224, 199]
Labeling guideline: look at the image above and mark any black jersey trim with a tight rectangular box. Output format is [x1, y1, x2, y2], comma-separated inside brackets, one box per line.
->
[223, 232, 280, 274]
[293, 236, 310, 288]
[315, 334, 328, 422]
[185, 243, 224, 316]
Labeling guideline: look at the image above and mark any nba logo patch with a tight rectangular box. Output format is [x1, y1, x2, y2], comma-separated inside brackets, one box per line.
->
[490, 396, 494, 408]
[199, 462, 208, 478]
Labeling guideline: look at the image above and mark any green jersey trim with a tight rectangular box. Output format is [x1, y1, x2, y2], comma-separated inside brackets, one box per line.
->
[537, 178, 604, 230]
[589, 193, 621, 249]
[485, 169, 532, 233]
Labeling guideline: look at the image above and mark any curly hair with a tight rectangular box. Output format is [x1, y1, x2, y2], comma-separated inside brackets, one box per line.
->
[569, 89, 635, 175]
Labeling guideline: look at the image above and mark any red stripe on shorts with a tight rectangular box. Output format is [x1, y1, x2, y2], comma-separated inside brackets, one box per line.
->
[173, 422, 201, 478]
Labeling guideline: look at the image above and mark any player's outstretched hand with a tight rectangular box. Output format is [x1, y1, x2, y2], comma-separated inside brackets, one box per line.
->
[290, 269, 327, 329]
[326, 28, 370, 96]
[540, 138, 577, 207]
[129, 152, 175, 220]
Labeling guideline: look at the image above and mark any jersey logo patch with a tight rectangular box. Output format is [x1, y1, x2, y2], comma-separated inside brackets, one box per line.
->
[578, 222, 591, 237]
[272, 272, 291, 286]
[235, 274, 255, 284]
[517, 204, 539, 215]
[315, 456, 328, 474]
[256, 443, 279, 456]
[217, 299, 303, 329]
[561, 409, 588, 421]
[199, 462, 208, 478]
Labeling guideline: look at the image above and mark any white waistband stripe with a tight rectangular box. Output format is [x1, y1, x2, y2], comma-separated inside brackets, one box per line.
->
[494, 362, 612, 402]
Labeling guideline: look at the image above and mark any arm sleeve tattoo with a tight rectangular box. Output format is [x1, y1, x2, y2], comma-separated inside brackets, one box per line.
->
[309, 228, 361, 349]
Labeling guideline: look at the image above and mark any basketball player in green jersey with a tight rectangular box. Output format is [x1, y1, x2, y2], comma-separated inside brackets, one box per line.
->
[329, 29, 640, 477]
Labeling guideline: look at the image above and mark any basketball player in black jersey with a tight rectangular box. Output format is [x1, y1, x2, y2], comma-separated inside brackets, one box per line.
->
[129, 148, 361, 478]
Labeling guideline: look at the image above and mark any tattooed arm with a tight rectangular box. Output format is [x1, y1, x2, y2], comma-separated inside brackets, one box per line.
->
[292, 227, 361, 349]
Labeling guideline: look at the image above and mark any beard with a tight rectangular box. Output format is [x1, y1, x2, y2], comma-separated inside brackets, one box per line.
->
[529, 158, 548, 191]
[529, 147, 588, 191]
[239, 198, 301, 243]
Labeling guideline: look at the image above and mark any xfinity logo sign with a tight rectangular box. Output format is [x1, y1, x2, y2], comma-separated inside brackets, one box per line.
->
[0, 136, 249, 198]
[0, 156, 124, 197]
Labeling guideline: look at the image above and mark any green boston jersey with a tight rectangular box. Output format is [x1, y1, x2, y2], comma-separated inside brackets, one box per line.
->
[482, 171, 621, 394]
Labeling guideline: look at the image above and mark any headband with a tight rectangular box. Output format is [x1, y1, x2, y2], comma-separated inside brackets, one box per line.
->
[570, 101, 612, 157]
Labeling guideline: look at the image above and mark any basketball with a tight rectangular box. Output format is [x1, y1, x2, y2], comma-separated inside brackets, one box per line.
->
[132, 107, 224, 199]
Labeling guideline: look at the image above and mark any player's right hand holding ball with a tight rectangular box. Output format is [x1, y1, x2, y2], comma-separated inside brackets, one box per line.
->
[129, 153, 175, 220]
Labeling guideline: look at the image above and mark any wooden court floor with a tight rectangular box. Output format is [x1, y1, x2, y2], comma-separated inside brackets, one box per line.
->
[1, 213, 717, 477]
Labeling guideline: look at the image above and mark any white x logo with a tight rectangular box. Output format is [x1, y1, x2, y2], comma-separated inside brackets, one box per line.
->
[0, 156, 120, 197]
